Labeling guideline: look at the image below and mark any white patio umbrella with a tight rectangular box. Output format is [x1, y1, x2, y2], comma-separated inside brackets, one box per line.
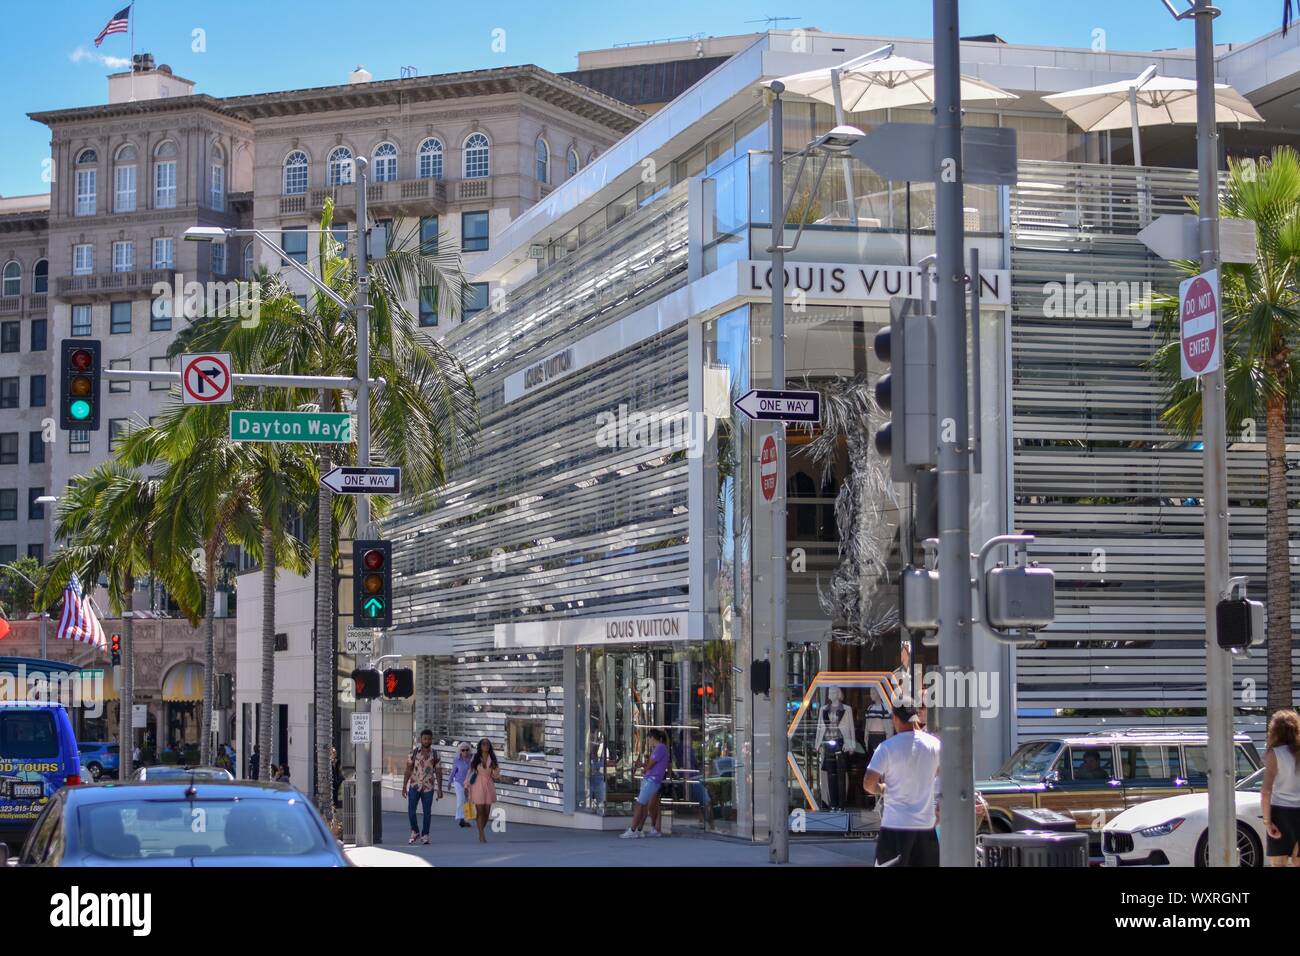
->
[1043, 65, 1263, 165]
[774, 44, 1016, 221]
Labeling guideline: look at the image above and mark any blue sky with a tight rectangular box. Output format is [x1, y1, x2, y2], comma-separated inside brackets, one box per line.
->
[0, 0, 1288, 196]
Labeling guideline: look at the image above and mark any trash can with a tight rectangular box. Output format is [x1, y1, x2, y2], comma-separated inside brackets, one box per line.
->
[340, 776, 384, 845]
[977, 830, 1089, 867]
[1010, 807, 1077, 832]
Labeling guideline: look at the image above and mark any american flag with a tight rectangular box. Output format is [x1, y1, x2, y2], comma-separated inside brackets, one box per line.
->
[94, 6, 131, 47]
[56, 573, 107, 651]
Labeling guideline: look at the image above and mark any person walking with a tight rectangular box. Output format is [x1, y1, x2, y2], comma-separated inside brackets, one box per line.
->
[1261, 708, 1300, 867]
[448, 742, 474, 829]
[621, 728, 670, 839]
[402, 729, 443, 845]
[466, 737, 501, 844]
[862, 697, 941, 867]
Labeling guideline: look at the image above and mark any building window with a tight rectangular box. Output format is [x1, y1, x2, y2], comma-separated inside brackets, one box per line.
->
[27, 544, 42, 563]
[535, 137, 549, 183]
[243, 242, 256, 278]
[0, 489, 16, 521]
[418, 138, 443, 179]
[33, 259, 47, 294]
[419, 215, 438, 254]
[29, 374, 45, 407]
[0, 321, 18, 353]
[373, 142, 397, 182]
[283, 150, 308, 195]
[210, 144, 225, 210]
[0, 546, 16, 564]
[329, 224, 348, 256]
[108, 418, 131, 451]
[73, 244, 93, 276]
[110, 301, 131, 334]
[75, 149, 97, 216]
[151, 292, 172, 331]
[112, 240, 134, 273]
[149, 356, 171, 390]
[152, 236, 174, 269]
[463, 282, 489, 318]
[328, 146, 353, 186]
[568, 147, 580, 178]
[28, 431, 44, 464]
[114, 144, 137, 213]
[211, 241, 227, 275]
[1, 261, 18, 297]
[0, 378, 18, 409]
[463, 132, 490, 179]
[154, 141, 177, 209]
[71, 304, 92, 336]
[28, 488, 44, 521]
[69, 430, 89, 454]
[0, 433, 16, 464]
[30, 319, 47, 352]
[419, 286, 438, 327]
[282, 229, 308, 265]
[109, 359, 130, 394]
[461, 211, 489, 252]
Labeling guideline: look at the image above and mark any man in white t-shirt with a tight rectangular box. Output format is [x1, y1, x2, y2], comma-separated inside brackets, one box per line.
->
[863, 697, 941, 866]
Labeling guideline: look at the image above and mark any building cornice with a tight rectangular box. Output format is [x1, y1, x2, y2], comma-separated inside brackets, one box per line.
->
[29, 94, 250, 127]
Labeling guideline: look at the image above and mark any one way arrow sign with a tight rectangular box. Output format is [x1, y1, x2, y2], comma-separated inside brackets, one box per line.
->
[733, 388, 821, 423]
[320, 466, 401, 495]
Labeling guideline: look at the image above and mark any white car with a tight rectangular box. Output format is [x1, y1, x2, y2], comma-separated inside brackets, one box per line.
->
[1102, 769, 1266, 867]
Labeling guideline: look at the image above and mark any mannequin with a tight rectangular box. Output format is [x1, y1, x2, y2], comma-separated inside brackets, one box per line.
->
[862, 687, 894, 810]
[813, 685, 856, 810]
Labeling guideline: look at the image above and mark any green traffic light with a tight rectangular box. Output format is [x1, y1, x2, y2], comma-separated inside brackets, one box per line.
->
[364, 597, 384, 617]
[70, 399, 91, 421]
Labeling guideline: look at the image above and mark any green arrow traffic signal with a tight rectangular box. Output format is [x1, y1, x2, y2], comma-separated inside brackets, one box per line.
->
[363, 597, 385, 617]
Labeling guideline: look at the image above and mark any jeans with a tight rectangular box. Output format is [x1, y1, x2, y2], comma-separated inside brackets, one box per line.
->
[453, 781, 466, 821]
[408, 788, 433, 835]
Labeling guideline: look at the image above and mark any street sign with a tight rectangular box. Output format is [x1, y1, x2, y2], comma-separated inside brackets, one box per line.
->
[321, 465, 401, 496]
[345, 626, 376, 656]
[1138, 215, 1257, 264]
[230, 410, 353, 443]
[1219, 218, 1258, 265]
[847, 123, 1018, 186]
[132, 704, 147, 729]
[1180, 268, 1221, 379]
[350, 712, 370, 745]
[734, 388, 821, 423]
[181, 352, 233, 405]
[760, 434, 778, 502]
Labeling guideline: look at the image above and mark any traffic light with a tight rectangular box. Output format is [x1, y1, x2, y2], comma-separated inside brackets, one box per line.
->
[351, 668, 381, 700]
[383, 667, 414, 699]
[873, 298, 935, 482]
[60, 339, 102, 430]
[352, 539, 392, 628]
[110, 633, 122, 666]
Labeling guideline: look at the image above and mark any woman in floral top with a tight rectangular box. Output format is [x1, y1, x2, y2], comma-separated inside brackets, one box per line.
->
[402, 729, 442, 845]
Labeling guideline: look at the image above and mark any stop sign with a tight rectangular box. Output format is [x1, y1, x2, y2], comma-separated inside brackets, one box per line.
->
[760, 434, 778, 501]
[1179, 269, 1221, 379]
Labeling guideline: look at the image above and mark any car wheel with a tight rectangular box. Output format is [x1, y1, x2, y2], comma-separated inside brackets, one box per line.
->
[87, 763, 102, 781]
[1195, 823, 1262, 867]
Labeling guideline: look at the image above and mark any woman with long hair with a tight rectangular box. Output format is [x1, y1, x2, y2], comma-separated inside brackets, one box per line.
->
[1261, 708, 1300, 867]
[466, 737, 502, 844]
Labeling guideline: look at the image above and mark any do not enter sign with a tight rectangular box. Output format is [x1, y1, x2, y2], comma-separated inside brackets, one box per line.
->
[1179, 270, 1221, 380]
[760, 434, 778, 502]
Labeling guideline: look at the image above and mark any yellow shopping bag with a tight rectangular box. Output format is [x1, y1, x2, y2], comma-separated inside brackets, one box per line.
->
[464, 801, 476, 821]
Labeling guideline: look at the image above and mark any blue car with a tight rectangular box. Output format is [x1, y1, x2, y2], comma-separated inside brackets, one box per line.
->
[78, 742, 121, 781]
[6, 780, 351, 867]
[0, 701, 82, 848]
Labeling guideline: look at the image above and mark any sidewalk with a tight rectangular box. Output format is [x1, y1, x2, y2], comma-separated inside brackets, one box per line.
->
[345, 811, 879, 867]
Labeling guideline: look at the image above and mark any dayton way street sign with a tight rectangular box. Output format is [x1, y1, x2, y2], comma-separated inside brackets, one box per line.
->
[1179, 268, 1221, 380]
[734, 388, 821, 423]
[181, 352, 233, 405]
[321, 466, 401, 496]
[230, 410, 353, 443]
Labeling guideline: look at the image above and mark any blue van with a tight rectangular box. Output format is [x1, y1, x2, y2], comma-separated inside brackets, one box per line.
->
[0, 701, 81, 848]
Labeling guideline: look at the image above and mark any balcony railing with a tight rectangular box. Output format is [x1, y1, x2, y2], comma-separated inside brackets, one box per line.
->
[56, 269, 174, 297]
[458, 178, 490, 201]
[0, 293, 46, 315]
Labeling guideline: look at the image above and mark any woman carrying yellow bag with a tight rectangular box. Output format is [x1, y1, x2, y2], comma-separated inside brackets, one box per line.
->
[448, 743, 474, 829]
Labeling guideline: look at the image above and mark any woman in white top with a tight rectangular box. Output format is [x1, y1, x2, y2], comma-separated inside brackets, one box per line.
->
[1261, 708, 1300, 867]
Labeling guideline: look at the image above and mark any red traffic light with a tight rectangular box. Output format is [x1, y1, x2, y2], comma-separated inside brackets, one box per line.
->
[351, 668, 381, 699]
[362, 548, 385, 571]
[70, 349, 93, 371]
[385, 672, 398, 695]
[382, 667, 413, 699]
[110, 634, 121, 651]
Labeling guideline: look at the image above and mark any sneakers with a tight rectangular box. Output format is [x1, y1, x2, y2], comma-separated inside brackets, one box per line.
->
[619, 828, 643, 839]
[408, 830, 419, 845]
[645, 828, 664, 838]
[421, 835, 430, 845]
[458, 820, 471, 828]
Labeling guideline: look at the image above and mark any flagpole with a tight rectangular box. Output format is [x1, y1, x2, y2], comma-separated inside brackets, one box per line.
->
[130, 2, 136, 102]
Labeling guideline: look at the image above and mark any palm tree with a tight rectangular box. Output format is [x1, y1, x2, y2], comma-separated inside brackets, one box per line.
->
[39, 463, 165, 778]
[166, 200, 478, 815]
[1150, 146, 1300, 713]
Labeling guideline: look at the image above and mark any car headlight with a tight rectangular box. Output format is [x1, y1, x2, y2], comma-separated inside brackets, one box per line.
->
[1137, 818, 1185, 838]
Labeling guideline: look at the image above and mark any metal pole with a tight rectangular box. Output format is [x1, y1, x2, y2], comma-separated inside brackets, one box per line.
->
[353, 155, 375, 848]
[1129, 86, 1143, 167]
[767, 81, 790, 864]
[830, 70, 859, 226]
[933, 0, 976, 867]
[39, 613, 47, 660]
[1191, 0, 1237, 868]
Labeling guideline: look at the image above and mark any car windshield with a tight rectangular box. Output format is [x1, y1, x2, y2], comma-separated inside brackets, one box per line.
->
[1237, 768, 1265, 793]
[78, 797, 328, 859]
[0, 710, 59, 758]
[992, 741, 1062, 780]
[139, 767, 231, 780]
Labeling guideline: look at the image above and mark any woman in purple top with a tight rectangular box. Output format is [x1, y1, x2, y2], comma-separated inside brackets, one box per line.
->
[448, 742, 474, 829]
[621, 728, 670, 839]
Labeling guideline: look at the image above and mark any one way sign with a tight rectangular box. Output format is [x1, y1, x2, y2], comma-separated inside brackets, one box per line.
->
[320, 466, 401, 495]
[733, 389, 821, 423]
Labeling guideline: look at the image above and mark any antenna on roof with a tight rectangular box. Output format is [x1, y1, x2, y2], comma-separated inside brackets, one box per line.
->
[400, 65, 418, 79]
[745, 15, 802, 29]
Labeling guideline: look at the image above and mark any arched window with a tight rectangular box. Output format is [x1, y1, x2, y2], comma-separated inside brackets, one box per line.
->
[328, 146, 354, 186]
[417, 138, 443, 180]
[75, 148, 97, 216]
[1, 261, 19, 297]
[283, 150, 308, 195]
[588, 148, 599, 165]
[154, 140, 177, 209]
[209, 143, 225, 210]
[243, 242, 255, 278]
[33, 259, 48, 294]
[373, 142, 398, 182]
[463, 133, 490, 179]
[567, 147, 579, 178]
[535, 137, 549, 183]
[113, 144, 137, 213]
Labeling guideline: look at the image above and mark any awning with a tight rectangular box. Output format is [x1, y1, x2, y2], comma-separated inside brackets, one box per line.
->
[161, 662, 204, 702]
